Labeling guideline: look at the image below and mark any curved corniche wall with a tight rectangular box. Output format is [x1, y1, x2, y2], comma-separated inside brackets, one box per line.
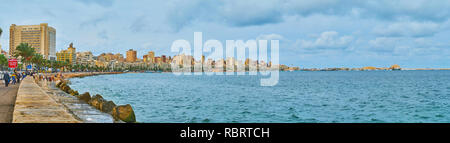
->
[55, 72, 137, 123]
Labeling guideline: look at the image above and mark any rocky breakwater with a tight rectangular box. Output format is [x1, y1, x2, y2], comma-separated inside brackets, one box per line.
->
[55, 73, 136, 123]
[62, 72, 124, 79]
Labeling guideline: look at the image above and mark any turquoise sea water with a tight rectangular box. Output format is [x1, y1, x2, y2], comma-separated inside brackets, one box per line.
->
[69, 71, 450, 123]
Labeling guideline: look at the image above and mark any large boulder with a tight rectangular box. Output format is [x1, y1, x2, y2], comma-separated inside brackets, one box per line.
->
[100, 101, 116, 113]
[88, 94, 106, 110]
[76, 92, 91, 103]
[112, 104, 136, 123]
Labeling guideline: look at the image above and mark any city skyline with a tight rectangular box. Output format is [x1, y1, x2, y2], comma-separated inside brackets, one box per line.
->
[1, 0, 450, 68]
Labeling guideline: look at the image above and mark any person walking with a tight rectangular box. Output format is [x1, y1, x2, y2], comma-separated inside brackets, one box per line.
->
[22, 72, 26, 80]
[17, 73, 21, 83]
[11, 73, 16, 85]
[3, 72, 10, 87]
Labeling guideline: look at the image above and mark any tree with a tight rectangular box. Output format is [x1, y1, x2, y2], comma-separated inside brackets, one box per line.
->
[14, 43, 35, 65]
[0, 54, 7, 70]
[31, 53, 44, 71]
[0, 27, 3, 38]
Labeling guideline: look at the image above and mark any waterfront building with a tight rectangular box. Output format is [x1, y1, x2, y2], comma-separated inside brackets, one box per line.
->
[56, 43, 76, 65]
[143, 55, 148, 63]
[154, 57, 161, 64]
[115, 53, 125, 62]
[76, 51, 94, 65]
[148, 51, 155, 63]
[172, 54, 194, 66]
[126, 49, 137, 62]
[9, 23, 56, 60]
[161, 55, 167, 63]
[98, 53, 123, 62]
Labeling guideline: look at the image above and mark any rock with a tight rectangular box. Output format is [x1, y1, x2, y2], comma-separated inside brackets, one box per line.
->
[390, 64, 401, 70]
[61, 84, 71, 93]
[69, 90, 79, 96]
[112, 104, 136, 123]
[76, 92, 91, 103]
[88, 94, 105, 110]
[100, 101, 116, 113]
[56, 81, 62, 87]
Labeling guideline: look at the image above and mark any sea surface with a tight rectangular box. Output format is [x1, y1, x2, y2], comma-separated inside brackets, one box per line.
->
[69, 71, 450, 123]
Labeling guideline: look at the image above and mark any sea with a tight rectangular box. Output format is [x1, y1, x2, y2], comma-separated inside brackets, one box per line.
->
[69, 70, 450, 123]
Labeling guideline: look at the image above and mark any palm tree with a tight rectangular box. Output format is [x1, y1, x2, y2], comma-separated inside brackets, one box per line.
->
[14, 43, 36, 65]
[31, 54, 44, 71]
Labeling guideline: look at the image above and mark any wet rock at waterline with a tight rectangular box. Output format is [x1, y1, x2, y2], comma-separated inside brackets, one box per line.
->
[89, 94, 106, 110]
[112, 104, 136, 123]
[76, 92, 91, 103]
[101, 101, 116, 113]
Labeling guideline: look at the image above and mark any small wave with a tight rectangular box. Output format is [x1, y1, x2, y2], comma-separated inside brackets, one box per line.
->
[202, 118, 211, 123]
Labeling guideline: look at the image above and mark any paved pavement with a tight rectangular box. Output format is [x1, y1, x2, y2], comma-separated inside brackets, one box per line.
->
[0, 82, 20, 123]
[12, 77, 80, 123]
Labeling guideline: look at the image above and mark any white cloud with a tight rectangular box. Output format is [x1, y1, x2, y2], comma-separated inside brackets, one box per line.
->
[256, 33, 284, 40]
[298, 31, 353, 49]
[373, 21, 441, 37]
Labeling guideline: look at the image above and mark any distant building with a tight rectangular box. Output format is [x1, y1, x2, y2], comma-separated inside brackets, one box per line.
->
[57, 43, 76, 65]
[98, 53, 123, 62]
[148, 51, 155, 63]
[126, 49, 137, 62]
[161, 55, 167, 63]
[115, 53, 125, 62]
[76, 51, 94, 65]
[143, 55, 148, 62]
[9, 23, 56, 60]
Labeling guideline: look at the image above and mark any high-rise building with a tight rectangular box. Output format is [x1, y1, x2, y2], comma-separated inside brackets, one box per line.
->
[126, 49, 137, 62]
[56, 43, 76, 65]
[148, 51, 155, 63]
[9, 23, 56, 60]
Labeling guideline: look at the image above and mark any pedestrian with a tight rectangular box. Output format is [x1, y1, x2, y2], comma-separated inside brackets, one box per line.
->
[22, 72, 26, 80]
[17, 73, 21, 83]
[3, 72, 10, 87]
[11, 73, 16, 85]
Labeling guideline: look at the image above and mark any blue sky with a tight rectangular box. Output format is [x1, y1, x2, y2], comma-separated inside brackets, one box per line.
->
[0, 0, 449, 68]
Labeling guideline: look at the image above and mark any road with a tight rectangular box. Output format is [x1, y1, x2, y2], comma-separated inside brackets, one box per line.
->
[0, 82, 19, 123]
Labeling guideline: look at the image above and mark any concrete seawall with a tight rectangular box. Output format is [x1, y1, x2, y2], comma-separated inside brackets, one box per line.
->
[13, 77, 81, 123]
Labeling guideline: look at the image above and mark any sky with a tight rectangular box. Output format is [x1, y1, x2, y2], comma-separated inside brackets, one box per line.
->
[0, 0, 450, 68]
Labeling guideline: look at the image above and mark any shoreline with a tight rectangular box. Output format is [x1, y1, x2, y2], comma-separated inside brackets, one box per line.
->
[41, 71, 137, 123]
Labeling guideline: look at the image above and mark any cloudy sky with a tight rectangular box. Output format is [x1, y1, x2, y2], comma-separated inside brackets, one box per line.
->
[0, 0, 450, 68]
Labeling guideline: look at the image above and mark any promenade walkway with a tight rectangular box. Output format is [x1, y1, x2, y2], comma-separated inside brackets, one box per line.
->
[12, 77, 81, 123]
[0, 83, 19, 123]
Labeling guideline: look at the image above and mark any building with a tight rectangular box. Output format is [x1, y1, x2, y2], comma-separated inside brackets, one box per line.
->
[161, 55, 167, 63]
[9, 23, 56, 60]
[76, 51, 94, 65]
[126, 49, 137, 62]
[115, 53, 125, 62]
[143, 55, 148, 62]
[56, 43, 76, 65]
[147, 51, 155, 63]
